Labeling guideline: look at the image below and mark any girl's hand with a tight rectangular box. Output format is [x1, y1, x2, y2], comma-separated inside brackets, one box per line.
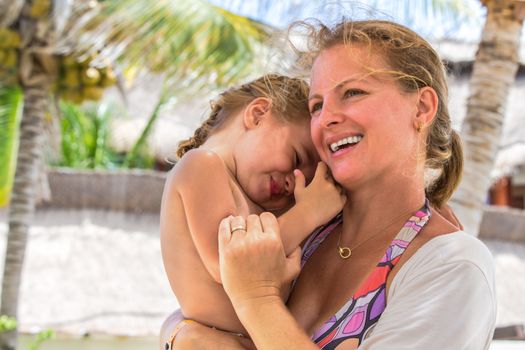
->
[218, 213, 301, 313]
[294, 162, 346, 226]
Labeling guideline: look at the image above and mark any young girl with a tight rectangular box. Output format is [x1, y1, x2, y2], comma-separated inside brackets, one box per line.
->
[160, 74, 346, 347]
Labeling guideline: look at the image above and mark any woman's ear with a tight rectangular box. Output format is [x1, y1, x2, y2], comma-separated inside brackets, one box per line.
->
[413, 86, 438, 130]
[244, 97, 272, 129]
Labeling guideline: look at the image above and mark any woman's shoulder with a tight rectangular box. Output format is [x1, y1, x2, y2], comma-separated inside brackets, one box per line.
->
[421, 231, 493, 265]
[375, 231, 496, 350]
[397, 231, 495, 286]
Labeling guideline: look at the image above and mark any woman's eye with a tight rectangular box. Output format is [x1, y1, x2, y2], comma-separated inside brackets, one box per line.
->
[309, 102, 322, 115]
[344, 89, 365, 98]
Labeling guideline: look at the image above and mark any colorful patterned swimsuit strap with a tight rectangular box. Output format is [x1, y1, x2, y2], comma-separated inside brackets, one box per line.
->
[301, 212, 344, 268]
[305, 200, 431, 350]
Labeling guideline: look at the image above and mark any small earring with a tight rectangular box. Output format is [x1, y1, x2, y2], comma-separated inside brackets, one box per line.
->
[416, 122, 423, 133]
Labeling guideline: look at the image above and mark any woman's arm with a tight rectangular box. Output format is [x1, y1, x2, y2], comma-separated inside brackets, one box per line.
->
[161, 309, 256, 350]
[218, 213, 318, 350]
[172, 322, 256, 350]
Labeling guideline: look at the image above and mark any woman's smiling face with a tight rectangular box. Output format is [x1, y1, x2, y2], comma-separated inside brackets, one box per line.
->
[308, 44, 421, 190]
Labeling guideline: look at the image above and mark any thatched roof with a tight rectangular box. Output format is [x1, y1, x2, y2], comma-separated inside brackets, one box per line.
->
[1, 206, 524, 337]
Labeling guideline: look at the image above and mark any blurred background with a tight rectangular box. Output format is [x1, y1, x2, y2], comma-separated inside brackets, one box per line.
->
[0, 0, 524, 349]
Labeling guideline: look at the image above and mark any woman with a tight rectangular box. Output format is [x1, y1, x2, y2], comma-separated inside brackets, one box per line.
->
[169, 19, 496, 349]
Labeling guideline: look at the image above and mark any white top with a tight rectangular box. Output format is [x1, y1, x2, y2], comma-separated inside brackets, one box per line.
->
[359, 231, 496, 350]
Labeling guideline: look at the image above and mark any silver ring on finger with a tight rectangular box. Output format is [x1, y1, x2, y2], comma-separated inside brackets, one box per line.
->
[231, 225, 246, 234]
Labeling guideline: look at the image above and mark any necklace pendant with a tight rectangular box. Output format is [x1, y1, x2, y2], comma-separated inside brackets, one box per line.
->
[338, 247, 352, 259]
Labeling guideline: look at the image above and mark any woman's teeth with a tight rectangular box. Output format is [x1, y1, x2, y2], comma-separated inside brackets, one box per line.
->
[330, 135, 363, 152]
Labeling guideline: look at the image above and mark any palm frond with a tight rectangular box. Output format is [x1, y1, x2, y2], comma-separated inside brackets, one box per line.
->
[0, 0, 24, 28]
[59, 0, 273, 94]
[0, 86, 22, 207]
[52, 0, 75, 37]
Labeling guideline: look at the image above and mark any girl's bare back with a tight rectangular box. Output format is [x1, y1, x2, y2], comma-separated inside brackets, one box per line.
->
[160, 149, 261, 334]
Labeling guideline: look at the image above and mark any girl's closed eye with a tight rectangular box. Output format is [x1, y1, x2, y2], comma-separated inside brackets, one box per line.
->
[294, 151, 301, 167]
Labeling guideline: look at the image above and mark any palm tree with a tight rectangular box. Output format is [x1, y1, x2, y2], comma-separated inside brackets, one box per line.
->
[451, 0, 525, 235]
[0, 2, 55, 348]
[0, 1, 270, 348]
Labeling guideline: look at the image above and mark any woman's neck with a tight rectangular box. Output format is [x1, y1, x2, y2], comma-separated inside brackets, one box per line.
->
[341, 172, 426, 245]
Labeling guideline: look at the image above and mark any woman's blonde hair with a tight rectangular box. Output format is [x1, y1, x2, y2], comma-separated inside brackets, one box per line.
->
[291, 19, 462, 207]
[176, 74, 310, 158]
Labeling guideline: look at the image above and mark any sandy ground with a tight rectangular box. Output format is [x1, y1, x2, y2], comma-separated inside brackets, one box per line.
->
[0, 208, 524, 338]
[486, 239, 525, 327]
[0, 209, 178, 337]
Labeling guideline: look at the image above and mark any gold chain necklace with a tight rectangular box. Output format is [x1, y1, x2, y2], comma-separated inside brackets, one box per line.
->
[336, 227, 388, 259]
[336, 206, 423, 259]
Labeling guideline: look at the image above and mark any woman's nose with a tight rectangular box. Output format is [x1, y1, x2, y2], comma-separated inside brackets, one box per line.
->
[284, 173, 295, 196]
[319, 102, 344, 128]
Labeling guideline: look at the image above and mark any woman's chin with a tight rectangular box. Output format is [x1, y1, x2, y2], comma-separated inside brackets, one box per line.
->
[331, 170, 360, 187]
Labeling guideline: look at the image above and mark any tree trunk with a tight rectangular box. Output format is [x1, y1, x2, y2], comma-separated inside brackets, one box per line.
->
[451, 0, 525, 235]
[0, 1, 55, 349]
[0, 86, 47, 350]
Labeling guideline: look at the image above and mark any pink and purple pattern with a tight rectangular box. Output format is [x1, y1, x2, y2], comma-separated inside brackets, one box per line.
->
[302, 201, 431, 349]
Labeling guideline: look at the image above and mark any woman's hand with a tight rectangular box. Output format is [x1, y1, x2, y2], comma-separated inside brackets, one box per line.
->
[218, 213, 302, 313]
[217, 214, 321, 350]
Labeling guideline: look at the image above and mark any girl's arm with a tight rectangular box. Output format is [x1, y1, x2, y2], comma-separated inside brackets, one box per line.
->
[218, 213, 318, 350]
[278, 162, 346, 255]
[161, 149, 239, 283]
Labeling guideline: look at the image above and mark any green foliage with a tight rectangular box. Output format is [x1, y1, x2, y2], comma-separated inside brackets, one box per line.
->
[0, 315, 17, 332]
[28, 329, 54, 350]
[122, 90, 168, 169]
[56, 100, 155, 169]
[58, 100, 118, 169]
[0, 86, 22, 207]
[0, 315, 54, 350]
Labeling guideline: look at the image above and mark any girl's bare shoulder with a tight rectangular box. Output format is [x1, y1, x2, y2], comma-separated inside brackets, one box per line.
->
[168, 149, 231, 187]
